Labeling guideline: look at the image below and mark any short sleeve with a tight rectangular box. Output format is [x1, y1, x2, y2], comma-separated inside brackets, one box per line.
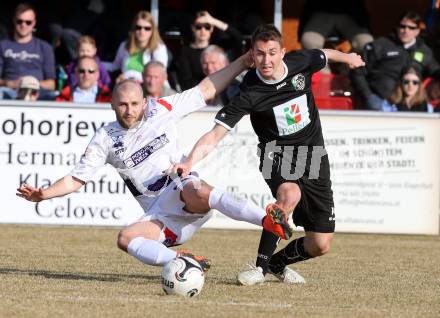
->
[70, 128, 109, 182]
[214, 88, 252, 130]
[42, 41, 56, 80]
[156, 86, 206, 121]
[308, 49, 328, 74]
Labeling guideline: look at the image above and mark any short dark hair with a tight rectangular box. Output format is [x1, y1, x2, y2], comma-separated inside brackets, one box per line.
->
[15, 3, 36, 19]
[251, 24, 283, 48]
[398, 11, 422, 27]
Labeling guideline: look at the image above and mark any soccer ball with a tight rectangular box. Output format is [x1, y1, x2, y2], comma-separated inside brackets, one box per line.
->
[161, 256, 205, 298]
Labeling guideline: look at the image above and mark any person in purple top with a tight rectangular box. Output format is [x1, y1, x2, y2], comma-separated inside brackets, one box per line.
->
[65, 35, 111, 89]
[0, 3, 56, 100]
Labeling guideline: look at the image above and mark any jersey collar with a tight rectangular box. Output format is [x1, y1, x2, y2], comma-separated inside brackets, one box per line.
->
[255, 61, 288, 85]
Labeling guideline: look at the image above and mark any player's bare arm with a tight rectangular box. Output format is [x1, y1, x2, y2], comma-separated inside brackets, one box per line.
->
[16, 175, 85, 202]
[198, 51, 253, 102]
[169, 124, 228, 177]
[322, 49, 365, 69]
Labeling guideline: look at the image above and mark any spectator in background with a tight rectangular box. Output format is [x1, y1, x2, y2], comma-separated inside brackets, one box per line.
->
[48, 0, 104, 63]
[0, 3, 55, 100]
[351, 11, 440, 110]
[66, 35, 111, 89]
[175, 11, 243, 90]
[426, 70, 440, 108]
[112, 11, 168, 83]
[382, 66, 433, 112]
[16, 75, 39, 101]
[200, 45, 240, 106]
[142, 61, 176, 99]
[56, 56, 111, 103]
[300, 0, 373, 54]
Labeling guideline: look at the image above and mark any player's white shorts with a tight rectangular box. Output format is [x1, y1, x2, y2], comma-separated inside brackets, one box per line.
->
[136, 174, 212, 247]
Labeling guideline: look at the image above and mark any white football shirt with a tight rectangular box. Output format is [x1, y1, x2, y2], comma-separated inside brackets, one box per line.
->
[70, 86, 206, 210]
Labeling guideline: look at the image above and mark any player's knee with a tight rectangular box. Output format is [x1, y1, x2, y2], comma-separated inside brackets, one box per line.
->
[117, 229, 130, 252]
[309, 239, 332, 257]
[182, 181, 211, 209]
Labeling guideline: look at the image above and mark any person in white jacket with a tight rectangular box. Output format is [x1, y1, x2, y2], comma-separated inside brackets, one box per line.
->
[112, 10, 168, 83]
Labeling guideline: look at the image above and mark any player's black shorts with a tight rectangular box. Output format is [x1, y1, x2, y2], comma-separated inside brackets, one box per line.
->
[259, 147, 335, 233]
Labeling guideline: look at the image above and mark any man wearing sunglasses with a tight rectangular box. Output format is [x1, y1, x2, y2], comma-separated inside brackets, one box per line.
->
[352, 11, 440, 110]
[0, 3, 55, 100]
[56, 56, 111, 103]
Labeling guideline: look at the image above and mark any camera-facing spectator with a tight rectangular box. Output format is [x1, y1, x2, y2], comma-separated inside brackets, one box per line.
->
[382, 66, 433, 112]
[352, 11, 440, 110]
[201, 45, 237, 105]
[17, 75, 39, 101]
[112, 11, 168, 83]
[56, 56, 111, 103]
[175, 11, 243, 90]
[200, 45, 240, 106]
[66, 35, 111, 89]
[142, 61, 176, 99]
[201, 45, 229, 75]
[0, 3, 56, 100]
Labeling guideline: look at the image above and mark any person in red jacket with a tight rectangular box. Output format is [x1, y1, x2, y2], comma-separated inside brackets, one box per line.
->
[56, 56, 111, 103]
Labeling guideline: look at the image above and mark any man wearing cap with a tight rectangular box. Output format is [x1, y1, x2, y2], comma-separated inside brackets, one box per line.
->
[17, 76, 40, 101]
[0, 3, 55, 100]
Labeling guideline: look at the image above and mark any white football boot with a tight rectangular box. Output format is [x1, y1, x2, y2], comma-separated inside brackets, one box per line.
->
[268, 266, 306, 284]
[237, 264, 265, 286]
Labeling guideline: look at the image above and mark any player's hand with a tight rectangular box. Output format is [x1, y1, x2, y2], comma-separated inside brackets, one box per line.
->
[167, 162, 192, 178]
[346, 53, 365, 69]
[241, 50, 254, 69]
[16, 183, 44, 202]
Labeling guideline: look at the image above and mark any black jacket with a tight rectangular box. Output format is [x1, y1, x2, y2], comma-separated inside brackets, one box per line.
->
[352, 33, 440, 100]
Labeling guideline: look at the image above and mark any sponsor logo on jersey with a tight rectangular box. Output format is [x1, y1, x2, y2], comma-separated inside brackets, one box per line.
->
[115, 147, 125, 156]
[276, 81, 286, 90]
[148, 108, 158, 118]
[291, 73, 305, 91]
[273, 94, 310, 136]
[110, 135, 124, 148]
[123, 134, 169, 168]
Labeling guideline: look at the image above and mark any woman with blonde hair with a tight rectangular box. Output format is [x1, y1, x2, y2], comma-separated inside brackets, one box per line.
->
[382, 66, 433, 112]
[112, 11, 168, 82]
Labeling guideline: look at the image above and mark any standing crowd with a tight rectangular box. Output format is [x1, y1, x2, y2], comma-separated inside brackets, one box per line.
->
[1, 2, 440, 113]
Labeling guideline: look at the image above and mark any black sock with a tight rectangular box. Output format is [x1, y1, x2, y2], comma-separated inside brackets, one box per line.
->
[255, 229, 280, 275]
[268, 236, 311, 274]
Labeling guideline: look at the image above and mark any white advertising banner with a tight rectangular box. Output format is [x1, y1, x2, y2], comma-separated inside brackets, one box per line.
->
[321, 112, 440, 235]
[1, 102, 439, 234]
[0, 102, 144, 226]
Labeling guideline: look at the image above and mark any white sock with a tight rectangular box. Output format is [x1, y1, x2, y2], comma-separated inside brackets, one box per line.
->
[208, 188, 265, 226]
[127, 237, 177, 266]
